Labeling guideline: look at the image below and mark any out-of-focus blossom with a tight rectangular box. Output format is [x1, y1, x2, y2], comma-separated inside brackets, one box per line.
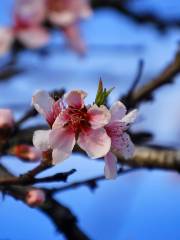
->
[104, 102, 137, 179]
[47, 0, 92, 53]
[47, 0, 91, 26]
[13, 0, 49, 49]
[14, 0, 46, 26]
[26, 189, 45, 207]
[0, 0, 49, 56]
[10, 144, 42, 162]
[32, 90, 111, 164]
[0, 28, 14, 56]
[0, 109, 14, 129]
[63, 23, 86, 54]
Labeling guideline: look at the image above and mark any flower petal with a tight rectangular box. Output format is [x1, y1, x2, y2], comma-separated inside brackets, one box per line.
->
[0, 28, 14, 56]
[104, 152, 117, 179]
[0, 109, 14, 128]
[88, 104, 111, 129]
[49, 128, 75, 164]
[17, 27, 49, 49]
[121, 109, 138, 125]
[52, 111, 69, 129]
[64, 90, 87, 108]
[48, 11, 75, 26]
[113, 133, 135, 159]
[32, 90, 54, 119]
[110, 101, 127, 122]
[15, 0, 46, 25]
[33, 130, 51, 151]
[77, 128, 111, 159]
[63, 23, 86, 54]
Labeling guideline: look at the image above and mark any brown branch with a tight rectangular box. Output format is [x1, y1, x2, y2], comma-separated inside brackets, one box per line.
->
[0, 169, 76, 186]
[116, 146, 180, 171]
[49, 168, 136, 194]
[122, 49, 180, 108]
[0, 164, 90, 240]
[91, 0, 180, 32]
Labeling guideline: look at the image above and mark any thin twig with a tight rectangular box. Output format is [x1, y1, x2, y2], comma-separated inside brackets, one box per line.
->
[49, 167, 136, 194]
[124, 49, 180, 108]
[0, 169, 76, 186]
[121, 59, 144, 107]
[0, 164, 90, 240]
[91, 0, 180, 32]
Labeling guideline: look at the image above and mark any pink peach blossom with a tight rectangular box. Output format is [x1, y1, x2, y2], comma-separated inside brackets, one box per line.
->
[32, 90, 111, 164]
[0, 0, 49, 56]
[14, 0, 46, 26]
[26, 189, 45, 207]
[14, 0, 49, 49]
[0, 109, 14, 128]
[47, 0, 91, 54]
[104, 101, 137, 179]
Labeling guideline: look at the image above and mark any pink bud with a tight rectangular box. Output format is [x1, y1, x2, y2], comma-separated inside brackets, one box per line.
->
[0, 109, 14, 128]
[26, 189, 45, 207]
[10, 145, 42, 162]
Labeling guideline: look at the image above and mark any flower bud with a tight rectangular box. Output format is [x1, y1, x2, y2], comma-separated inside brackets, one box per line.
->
[10, 145, 42, 162]
[26, 189, 45, 207]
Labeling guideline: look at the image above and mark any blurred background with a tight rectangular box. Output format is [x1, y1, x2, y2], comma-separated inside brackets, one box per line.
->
[1, 0, 180, 239]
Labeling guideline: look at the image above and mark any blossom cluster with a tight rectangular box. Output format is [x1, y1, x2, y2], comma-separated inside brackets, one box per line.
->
[0, 0, 91, 56]
[32, 89, 137, 179]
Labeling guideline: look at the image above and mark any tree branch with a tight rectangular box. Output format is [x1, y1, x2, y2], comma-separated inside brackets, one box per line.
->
[49, 168, 136, 194]
[0, 164, 90, 240]
[0, 169, 76, 186]
[116, 146, 180, 171]
[91, 0, 180, 32]
[122, 49, 180, 108]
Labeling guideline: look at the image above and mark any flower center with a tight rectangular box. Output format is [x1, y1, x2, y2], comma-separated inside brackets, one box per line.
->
[67, 106, 90, 133]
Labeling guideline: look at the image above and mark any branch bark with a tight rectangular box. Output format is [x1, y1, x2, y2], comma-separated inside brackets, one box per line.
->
[122, 49, 180, 108]
[91, 0, 180, 32]
[0, 164, 90, 240]
[116, 146, 180, 171]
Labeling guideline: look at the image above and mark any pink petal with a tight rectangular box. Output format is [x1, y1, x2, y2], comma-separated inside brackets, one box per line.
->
[15, 0, 46, 25]
[48, 11, 75, 26]
[77, 128, 111, 159]
[49, 128, 75, 164]
[105, 121, 127, 137]
[47, 0, 91, 25]
[88, 104, 111, 129]
[52, 111, 69, 129]
[17, 27, 49, 49]
[121, 109, 138, 125]
[63, 24, 86, 54]
[113, 133, 135, 159]
[104, 152, 117, 179]
[0, 109, 14, 128]
[64, 90, 87, 108]
[79, 0, 92, 19]
[0, 28, 14, 56]
[32, 90, 54, 119]
[110, 101, 127, 122]
[33, 130, 51, 151]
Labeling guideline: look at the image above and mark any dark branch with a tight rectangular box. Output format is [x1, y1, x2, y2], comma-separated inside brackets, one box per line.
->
[0, 169, 76, 186]
[0, 165, 90, 240]
[122, 49, 180, 108]
[49, 168, 136, 194]
[91, 0, 180, 32]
